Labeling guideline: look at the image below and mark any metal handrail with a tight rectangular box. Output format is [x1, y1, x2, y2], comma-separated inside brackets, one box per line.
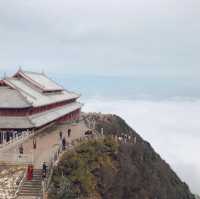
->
[14, 168, 27, 198]
[0, 131, 34, 152]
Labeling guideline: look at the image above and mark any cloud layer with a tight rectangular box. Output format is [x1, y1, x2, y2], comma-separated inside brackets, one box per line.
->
[83, 98, 200, 194]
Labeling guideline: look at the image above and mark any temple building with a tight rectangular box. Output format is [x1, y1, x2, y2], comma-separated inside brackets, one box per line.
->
[0, 69, 82, 145]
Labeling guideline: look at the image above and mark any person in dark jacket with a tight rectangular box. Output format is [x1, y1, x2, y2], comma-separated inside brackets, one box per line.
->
[62, 137, 66, 150]
[67, 129, 71, 137]
[42, 162, 47, 178]
[33, 137, 37, 149]
[59, 131, 63, 140]
[19, 144, 23, 156]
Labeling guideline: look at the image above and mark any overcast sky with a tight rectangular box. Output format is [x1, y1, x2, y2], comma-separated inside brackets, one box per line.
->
[0, 0, 200, 77]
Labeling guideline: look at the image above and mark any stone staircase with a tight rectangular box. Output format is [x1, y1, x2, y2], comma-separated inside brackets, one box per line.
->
[18, 169, 43, 198]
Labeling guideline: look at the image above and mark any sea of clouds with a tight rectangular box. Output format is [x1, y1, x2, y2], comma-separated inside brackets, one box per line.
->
[83, 98, 200, 194]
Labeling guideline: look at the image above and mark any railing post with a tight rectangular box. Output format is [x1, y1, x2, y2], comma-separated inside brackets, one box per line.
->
[32, 150, 34, 164]
[101, 128, 104, 136]
[42, 180, 45, 199]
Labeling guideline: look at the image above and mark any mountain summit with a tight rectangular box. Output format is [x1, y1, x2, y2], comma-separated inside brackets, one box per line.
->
[49, 113, 195, 199]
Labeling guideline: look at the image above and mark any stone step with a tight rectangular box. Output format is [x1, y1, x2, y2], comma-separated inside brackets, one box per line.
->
[23, 181, 41, 184]
[21, 183, 42, 187]
[22, 184, 42, 188]
[25, 179, 42, 182]
[22, 183, 42, 187]
[20, 189, 42, 193]
[19, 191, 42, 194]
[20, 190, 42, 194]
[19, 189, 42, 192]
[32, 174, 42, 177]
[19, 193, 42, 196]
[18, 169, 43, 197]
[23, 181, 41, 183]
[23, 179, 42, 182]
[20, 190, 42, 193]
[33, 170, 42, 173]
[32, 174, 42, 176]
[24, 178, 42, 182]
[32, 176, 42, 178]
[24, 178, 42, 181]
[21, 187, 41, 191]
[18, 193, 42, 197]
[32, 172, 42, 175]
[21, 185, 41, 190]
[23, 182, 42, 186]
[32, 173, 42, 175]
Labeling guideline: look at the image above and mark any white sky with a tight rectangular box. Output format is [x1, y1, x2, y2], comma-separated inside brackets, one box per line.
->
[0, 0, 200, 77]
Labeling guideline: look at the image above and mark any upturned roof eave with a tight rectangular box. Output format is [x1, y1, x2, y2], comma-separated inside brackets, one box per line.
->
[3, 78, 34, 108]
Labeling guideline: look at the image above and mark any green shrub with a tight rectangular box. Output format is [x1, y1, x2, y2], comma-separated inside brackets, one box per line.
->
[49, 138, 119, 198]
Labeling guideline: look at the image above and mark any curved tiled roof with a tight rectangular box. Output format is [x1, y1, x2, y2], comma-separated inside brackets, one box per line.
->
[16, 70, 63, 91]
[4, 71, 80, 107]
[0, 86, 31, 108]
[0, 71, 80, 108]
[0, 69, 82, 130]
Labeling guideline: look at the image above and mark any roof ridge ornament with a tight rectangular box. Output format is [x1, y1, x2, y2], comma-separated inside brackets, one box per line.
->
[41, 69, 45, 75]
[3, 72, 7, 79]
[18, 66, 22, 72]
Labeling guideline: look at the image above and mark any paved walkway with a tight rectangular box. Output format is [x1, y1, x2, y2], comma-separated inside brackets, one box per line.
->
[5, 121, 88, 169]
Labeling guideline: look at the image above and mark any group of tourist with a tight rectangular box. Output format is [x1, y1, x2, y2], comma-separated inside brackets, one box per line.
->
[41, 129, 72, 180]
[18, 128, 72, 156]
[116, 133, 137, 144]
[18, 137, 37, 157]
[21, 128, 72, 181]
[26, 162, 47, 180]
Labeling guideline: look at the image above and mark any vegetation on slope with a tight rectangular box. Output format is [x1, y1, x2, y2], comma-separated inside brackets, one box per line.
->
[49, 113, 195, 199]
[49, 137, 119, 199]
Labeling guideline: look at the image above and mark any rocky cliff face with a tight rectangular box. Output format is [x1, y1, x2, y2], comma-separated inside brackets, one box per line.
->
[49, 113, 195, 199]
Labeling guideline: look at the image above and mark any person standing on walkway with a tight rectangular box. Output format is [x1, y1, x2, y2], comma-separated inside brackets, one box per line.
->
[19, 144, 23, 157]
[33, 137, 37, 149]
[62, 137, 66, 150]
[59, 131, 63, 140]
[67, 129, 71, 137]
[42, 162, 47, 178]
